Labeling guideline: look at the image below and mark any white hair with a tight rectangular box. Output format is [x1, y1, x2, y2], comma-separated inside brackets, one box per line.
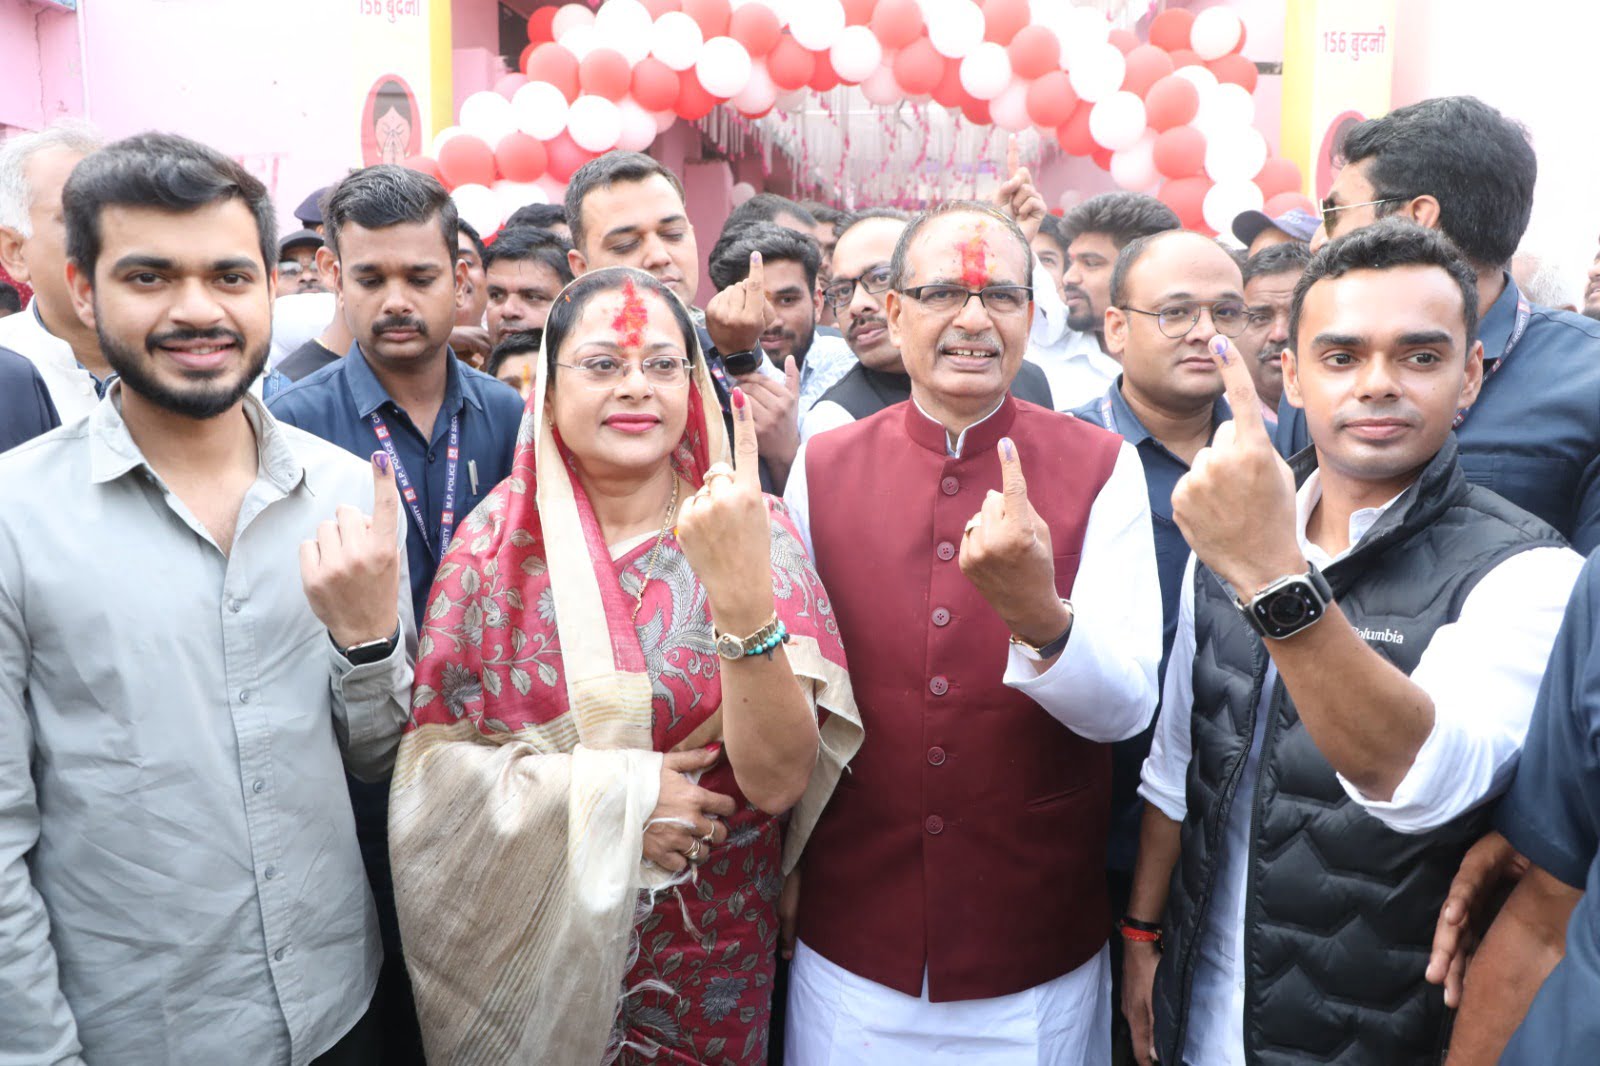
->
[1511, 250, 1578, 311]
[0, 120, 104, 237]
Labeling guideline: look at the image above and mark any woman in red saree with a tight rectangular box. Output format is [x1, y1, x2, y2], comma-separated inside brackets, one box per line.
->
[390, 267, 860, 1065]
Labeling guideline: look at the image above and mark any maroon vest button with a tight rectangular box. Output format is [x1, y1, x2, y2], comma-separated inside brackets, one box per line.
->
[927, 746, 947, 766]
[932, 607, 951, 626]
[929, 675, 949, 696]
[940, 476, 960, 496]
[925, 814, 945, 834]
[936, 541, 956, 561]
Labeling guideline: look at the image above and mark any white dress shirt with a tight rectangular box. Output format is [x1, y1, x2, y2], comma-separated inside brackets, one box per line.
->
[1138, 471, 1582, 1066]
[1025, 259, 1120, 412]
[782, 397, 1164, 1063]
[796, 331, 858, 413]
[0, 298, 100, 423]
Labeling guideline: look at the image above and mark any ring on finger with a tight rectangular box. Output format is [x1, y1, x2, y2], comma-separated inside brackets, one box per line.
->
[964, 515, 982, 535]
[687, 838, 703, 863]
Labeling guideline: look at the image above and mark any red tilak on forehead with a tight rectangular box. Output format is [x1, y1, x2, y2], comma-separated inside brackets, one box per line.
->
[958, 231, 991, 289]
[612, 277, 649, 348]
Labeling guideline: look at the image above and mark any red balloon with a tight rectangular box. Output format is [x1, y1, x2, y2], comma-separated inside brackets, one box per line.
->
[894, 38, 944, 96]
[1144, 74, 1200, 131]
[1007, 25, 1060, 81]
[769, 36, 817, 90]
[1264, 191, 1316, 217]
[931, 56, 966, 108]
[1026, 72, 1078, 130]
[1152, 126, 1206, 180]
[961, 94, 992, 126]
[871, 0, 925, 50]
[1255, 158, 1304, 200]
[808, 50, 841, 93]
[519, 43, 536, 75]
[1091, 146, 1114, 171]
[544, 132, 595, 183]
[842, 0, 876, 26]
[579, 48, 632, 102]
[496, 132, 549, 183]
[1056, 103, 1096, 156]
[632, 58, 682, 111]
[1148, 9, 1196, 52]
[981, 0, 1030, 46]
[526, 8, 558, 46]
[1108, 28, 1139, 55]
[403, 155, 444, 184]
[676, 69, 720, 120]
[1167, 48, 1203, 69]
[1159, 176, 1212, 231]
[1208, 53, 1259, 93]
[527, 43, 581, 102]
[681, 0, 731, 39]
[437, 135, 496, 190]
[729, 3, 783, 57]
[1123, 45, 1175, 97]
[1232, 22, 1250, 54]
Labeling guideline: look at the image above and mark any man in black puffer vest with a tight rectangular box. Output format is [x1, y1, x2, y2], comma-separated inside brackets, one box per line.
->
[1118, 219, 1583, 1065]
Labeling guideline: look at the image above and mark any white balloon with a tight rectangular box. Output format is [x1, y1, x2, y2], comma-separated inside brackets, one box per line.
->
[431, 125, 466, 155]
[653, 108, 680, 132]
[1110, 130, 1159, 192]
[1202, 178, 1264, 235]
[594, 0, 655, 65]
[1057, 187, 1084, 212]
[494, 180, 549, 215]
[1190, 7, 1244, 61]
[1172, 64, 1219, 94]
[617, 99, 660, 151]
[513, 82, 571, 141]
[830, 26, 883, 83]
[731, 181, 758, 205]
[928, 0, 985, 60]
[1204, 126, 1268, 184]
[1088, 91, 1146, 151]
[789, 0, 846, 52]
[1199, 83, 1257, 135]
[1067, 41, 1126, 103]
[559, 24, 600, 61]
[732, 62, 779, 115]
[777, 89, 809, 112]
[652, 11, 706, 72]
[452, 183, 503, 237]
[551, 3, 596, 39]
[989, 81, 1031, 132]
[459, 91, 518, 145]
[567, 95, 624, 153]
[697, 36, 755, 97]
[535, 174, 568, 201]
[959, 42, 1012, 101]
[860, 66, 902, 106]
[1052, 6, 1111, 69]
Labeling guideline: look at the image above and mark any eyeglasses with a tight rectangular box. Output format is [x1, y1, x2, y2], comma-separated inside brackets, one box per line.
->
[555, 355, 693, 389]
[1319, 196, 1406, 231]
[898, 283, 1033, 316]
[1120, 301, 1250, 339]
[823, 265, 893, 311]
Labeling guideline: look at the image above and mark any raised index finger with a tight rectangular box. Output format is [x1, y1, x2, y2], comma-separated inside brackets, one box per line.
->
[730, 387, 762, 490]
[1208, 336, 1269, 444]
[745, 250, 764, 295]
[369, 451, 400, 544]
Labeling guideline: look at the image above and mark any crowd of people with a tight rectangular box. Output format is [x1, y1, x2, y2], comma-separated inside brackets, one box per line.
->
[1, 91, 1599, 1066]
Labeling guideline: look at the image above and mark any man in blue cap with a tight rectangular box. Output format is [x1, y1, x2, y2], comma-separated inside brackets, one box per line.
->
[1231, 206, 1318, 257]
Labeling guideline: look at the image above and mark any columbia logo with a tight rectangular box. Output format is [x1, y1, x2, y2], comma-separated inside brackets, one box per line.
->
[1357, 626, 1405, 645]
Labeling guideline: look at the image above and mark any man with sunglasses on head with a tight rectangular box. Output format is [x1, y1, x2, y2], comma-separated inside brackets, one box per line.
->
[1286, 95, 1600, 553]
[802, 209, 1052, 441]
[780, 200, 1162, 1064]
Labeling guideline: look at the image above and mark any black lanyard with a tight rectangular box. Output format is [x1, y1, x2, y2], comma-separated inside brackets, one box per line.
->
[369, 409, 460, 559]
[1455, 296, 1530, 429]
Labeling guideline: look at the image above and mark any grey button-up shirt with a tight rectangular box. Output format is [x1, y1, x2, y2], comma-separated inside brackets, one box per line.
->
[0, 388, 415, 1066]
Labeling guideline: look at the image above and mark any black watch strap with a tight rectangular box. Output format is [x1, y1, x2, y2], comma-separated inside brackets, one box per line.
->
[334, 626, 401, 666]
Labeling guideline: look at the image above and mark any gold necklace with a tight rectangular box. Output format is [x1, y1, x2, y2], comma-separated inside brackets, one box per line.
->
[632, 474, 681, 624]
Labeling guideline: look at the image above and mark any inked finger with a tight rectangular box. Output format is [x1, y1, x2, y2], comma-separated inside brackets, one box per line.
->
[730, 388, 762, 490]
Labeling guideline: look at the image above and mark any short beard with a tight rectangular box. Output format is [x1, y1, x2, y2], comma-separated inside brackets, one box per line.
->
[1067, 306, 1098, 333]
[100, 324, 269, 420]
[1584, 303, 1600, 324]
[764, 323, 816, 367]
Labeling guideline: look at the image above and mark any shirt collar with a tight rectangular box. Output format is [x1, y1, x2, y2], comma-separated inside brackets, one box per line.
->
[88, 382, 307, 493]
[1102, 376, 1231, 450]
[1294, 469, 1406, 569]
[1476, 270, 1522, 366]
[908, 393, 1016, 457]
[344, 343, 476, 420]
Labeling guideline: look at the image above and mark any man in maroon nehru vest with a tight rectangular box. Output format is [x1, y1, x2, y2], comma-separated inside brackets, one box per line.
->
[779, 200, 1163, 1063]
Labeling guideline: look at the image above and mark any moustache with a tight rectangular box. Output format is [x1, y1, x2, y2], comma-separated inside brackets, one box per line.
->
[146, 327, 246, 354]
[847, 315, 887, 339]
[1062, 286, 1089, 302]
[372, 316, 428, 337]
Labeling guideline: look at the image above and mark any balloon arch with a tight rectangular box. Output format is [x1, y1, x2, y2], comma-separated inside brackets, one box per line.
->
[409, 1, 1309, 239]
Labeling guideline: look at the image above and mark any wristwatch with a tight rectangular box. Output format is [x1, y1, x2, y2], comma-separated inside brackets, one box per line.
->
[1010, 599, 1074, 661]
[1237, 565, 1333, 640]
[714, 614, 789, 661]
[333, 626, 401, 666]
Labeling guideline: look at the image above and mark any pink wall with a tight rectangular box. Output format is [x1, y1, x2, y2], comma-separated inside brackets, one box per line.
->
[0, 0, 83, 132]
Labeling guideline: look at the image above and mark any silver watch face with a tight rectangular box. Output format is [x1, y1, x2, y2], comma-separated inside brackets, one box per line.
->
[716, 633, 745, 659]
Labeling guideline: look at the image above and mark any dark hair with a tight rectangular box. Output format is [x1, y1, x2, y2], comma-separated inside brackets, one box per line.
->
[1060, 191, 1180, 250]
[374, 79, 413, 130]
[1242, 240, 1312, 286]
[486, 329, 543, 379]
[1109, 229, 1237, 306]
[0, 281, 20, 315]
[835, 207, 912, 243]
[63, 132, 277, 279]
[457, 219, 487, 263]
[888, 201, 1032, 292]
[1035, 213, 1068, 258]
[542, 267, 697, 378]
[725, 193, 817, 237]
[1339, 96, 1534, 268]
[564, 151, 686, 251]
[1289, 218, 1479, 354]
[322, 164, 458, 261]
[798, 200, 848, 229]
[708, 221, 823, 291]
[483, 225, 575, 285]
[506, 202, 568, 231]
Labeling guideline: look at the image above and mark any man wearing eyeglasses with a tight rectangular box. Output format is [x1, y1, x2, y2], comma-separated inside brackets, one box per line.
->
[780, 200, 1162, 1064]
[1283, 95, 1600, 554]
